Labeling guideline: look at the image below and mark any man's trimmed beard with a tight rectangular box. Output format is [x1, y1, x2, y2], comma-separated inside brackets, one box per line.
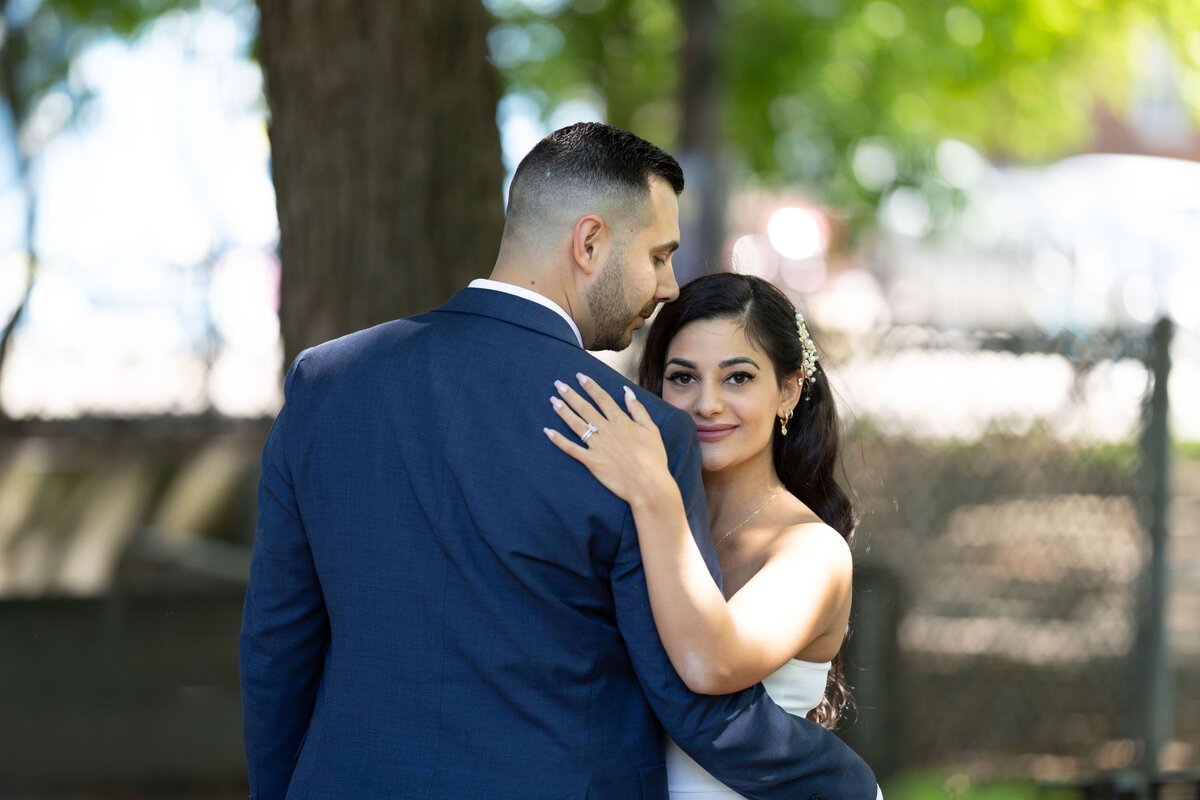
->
[585, 239, 637, 351]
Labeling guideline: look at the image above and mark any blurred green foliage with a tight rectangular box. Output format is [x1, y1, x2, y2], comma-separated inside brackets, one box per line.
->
[10, 0, 1200, 238]
[487, 0, 1200, 230]
[882, 770, 1078, 800]
[0, 0, 206, 146]
[1178, 441, 1200, 461]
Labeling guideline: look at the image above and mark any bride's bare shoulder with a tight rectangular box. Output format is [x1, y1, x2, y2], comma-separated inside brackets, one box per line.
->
[772, 498, 853, 571]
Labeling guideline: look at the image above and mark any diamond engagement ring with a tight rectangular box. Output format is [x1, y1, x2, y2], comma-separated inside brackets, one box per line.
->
[581, 423, 599, 444]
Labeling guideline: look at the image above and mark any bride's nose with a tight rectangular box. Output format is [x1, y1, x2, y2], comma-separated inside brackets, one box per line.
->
[694, 382, 724, 417]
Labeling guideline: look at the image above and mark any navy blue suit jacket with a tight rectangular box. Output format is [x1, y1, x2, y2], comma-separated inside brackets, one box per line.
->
[240, 287, 876, 799]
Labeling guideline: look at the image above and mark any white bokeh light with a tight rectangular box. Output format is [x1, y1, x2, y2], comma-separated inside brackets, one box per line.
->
[730, 234, 778, 279]
[879, 187, 932, 238]
[809, 269, 889, 335]
[1122, 275, 1158, 323]
[1032, 247, 1072, 294]
[935, 139, 992, 189]
[852, 138, 898, 191]
[766, 206, 826, 261]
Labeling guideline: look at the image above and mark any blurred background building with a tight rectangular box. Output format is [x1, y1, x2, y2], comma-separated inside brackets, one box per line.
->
[0, 0, 1197, 797]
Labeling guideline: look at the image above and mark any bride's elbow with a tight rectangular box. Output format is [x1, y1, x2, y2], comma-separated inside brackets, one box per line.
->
[677, 659, 749, 696]
[684, 674, 735, 696]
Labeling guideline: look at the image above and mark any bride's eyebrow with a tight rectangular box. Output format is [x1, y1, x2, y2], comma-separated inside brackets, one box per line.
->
[665, 357, 761, 370]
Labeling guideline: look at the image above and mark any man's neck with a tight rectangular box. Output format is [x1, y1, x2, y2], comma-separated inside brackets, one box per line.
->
[487, 266, 583, 337]
[473, 270, 586, 348]
[485, 271, 564, 306]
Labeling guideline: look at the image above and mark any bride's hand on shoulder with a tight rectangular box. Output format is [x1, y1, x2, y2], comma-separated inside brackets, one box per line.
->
[543, 373, 676, 506]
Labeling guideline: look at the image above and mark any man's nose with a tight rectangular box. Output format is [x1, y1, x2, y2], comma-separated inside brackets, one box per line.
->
[658, 264, 680, 303]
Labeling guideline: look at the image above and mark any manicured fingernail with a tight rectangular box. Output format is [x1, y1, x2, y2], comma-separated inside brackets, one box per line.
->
[623, 385, 634, 400]
[577, 373, 590, 384]
[550, 396, 564, 409]
[543, 427, 557, 439]
[554, 380, 568, 393]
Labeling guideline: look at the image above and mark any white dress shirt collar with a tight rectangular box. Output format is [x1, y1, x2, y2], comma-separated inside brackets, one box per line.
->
[468, 278, 584, 348]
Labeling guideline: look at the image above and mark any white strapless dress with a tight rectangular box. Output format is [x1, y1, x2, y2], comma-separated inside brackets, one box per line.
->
[666, 659, 881, 799]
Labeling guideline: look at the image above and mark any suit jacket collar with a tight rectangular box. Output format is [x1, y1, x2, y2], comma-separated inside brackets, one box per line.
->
[436, 287, 583, 349]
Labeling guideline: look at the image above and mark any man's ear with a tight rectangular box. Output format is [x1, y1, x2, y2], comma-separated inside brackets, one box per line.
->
[570, 215, 605, 276]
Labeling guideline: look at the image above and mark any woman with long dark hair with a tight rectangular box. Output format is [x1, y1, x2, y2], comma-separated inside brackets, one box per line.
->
[545, 273, 863, 799]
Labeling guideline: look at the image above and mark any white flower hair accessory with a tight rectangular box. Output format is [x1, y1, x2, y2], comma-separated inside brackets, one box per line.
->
[795, 310, 819, 392]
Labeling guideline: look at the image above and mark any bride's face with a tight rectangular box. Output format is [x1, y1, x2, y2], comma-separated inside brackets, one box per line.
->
[660, 318, 798, 474]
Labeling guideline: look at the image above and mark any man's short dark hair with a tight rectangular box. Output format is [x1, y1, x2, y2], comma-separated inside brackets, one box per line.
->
[503, 122, 684, 243]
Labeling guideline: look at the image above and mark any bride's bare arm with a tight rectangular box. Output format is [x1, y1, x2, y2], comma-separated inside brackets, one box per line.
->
[544, 374, 852, 695]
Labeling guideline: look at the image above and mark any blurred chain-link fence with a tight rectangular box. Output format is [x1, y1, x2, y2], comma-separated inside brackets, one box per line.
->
[836, 320, 1198, 784]
[3, 306, 1196, 795]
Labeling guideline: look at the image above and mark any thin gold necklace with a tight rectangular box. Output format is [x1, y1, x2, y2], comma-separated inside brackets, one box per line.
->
[714, 488, 783, 548]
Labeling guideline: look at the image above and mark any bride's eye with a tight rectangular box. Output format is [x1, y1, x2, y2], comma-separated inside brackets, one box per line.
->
[726, 371, 755, 386]
[665, 371, 696, 386]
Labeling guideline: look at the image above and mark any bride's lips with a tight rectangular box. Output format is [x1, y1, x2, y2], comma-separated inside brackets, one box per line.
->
[695, 424, 737, 442]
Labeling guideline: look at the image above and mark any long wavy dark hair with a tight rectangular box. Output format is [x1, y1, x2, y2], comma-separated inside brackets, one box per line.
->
[638, 272, 857, 728]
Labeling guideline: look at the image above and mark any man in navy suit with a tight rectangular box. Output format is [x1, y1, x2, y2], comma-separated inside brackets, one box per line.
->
[240, 122, 877, 799]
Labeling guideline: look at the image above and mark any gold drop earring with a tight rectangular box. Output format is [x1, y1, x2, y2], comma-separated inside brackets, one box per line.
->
[779, 410, 792, 436]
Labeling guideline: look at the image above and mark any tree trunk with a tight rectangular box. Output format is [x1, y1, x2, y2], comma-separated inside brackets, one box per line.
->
[675, 0, 724, 283]
[257, 0, 505, 367]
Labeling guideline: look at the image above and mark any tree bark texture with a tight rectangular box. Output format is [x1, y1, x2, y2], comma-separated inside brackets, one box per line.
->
[257, 0, 505, 367]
